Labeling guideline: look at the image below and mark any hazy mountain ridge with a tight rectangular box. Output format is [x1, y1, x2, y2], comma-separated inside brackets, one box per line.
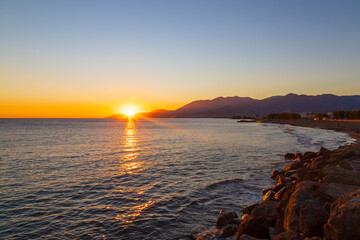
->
[107, 93, 360, 118]
[147, 94, 360, 118]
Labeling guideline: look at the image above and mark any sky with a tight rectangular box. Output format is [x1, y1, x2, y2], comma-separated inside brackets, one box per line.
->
[0, 0, 359, 117]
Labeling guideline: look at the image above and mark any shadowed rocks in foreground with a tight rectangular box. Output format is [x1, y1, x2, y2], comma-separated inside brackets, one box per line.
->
[196, 144, 360, 240]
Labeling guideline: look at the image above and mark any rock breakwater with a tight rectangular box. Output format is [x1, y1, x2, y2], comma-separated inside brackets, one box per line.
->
[196, 144, 360, 240]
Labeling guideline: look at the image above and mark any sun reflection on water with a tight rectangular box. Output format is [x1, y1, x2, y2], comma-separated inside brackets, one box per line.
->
[115, 200, 155, 225]
[121, 119, 141, 174]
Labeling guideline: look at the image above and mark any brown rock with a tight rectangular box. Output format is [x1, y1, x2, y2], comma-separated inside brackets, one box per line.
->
[262, 190, 275, 201]
[295, 153, 304, 161]
[321, 165, 360, 186]
[303, 151, 317, 160]
[216, 210, 238, 227]
[271, 170, 284, 180]
[236, 215, 271, 239]
[243, 204, 258, 215]
[273, 183, 286, 192]
[273, 231, 305, 240]
[221, 224, 238, 238]
[297, 168, 320, 182]
[299, 201, 329, 237]
[239, 234, 268, 240]
[317, 183, 359, 202]
[285, 153, 296, 160]
[274, 187, 287, 200]
[285, 170, 296, 177]
[318, 147, 331, 157]
[283, 181, 321, 232]
[251, 200, 278, 219]
[324, 190, 360, 240]
[339, 158, 360, 170]
[310, 156, 329, 169]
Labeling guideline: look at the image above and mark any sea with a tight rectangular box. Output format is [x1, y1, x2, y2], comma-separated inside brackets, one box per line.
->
[0, 118, 355, 239]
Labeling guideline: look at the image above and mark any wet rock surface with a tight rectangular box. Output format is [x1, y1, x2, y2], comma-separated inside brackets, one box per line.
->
[196, 143, 360, 240]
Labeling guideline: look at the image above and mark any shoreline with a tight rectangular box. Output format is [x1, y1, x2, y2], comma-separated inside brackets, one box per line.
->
[196, 119, 360, 240]
[260, 118, 360, 144]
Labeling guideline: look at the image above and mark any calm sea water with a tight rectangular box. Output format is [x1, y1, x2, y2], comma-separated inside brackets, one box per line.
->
[0, 118, 355, 239]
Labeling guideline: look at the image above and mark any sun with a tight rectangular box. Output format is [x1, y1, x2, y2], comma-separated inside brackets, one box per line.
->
[126, 109, 136, 117]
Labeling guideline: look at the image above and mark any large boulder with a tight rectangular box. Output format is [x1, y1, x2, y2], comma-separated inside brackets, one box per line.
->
[297, 168, 320, 182]
[273, 230, 305, 240]
[216, 210, 238, 227]
[236, 215, 271, 239]
[251, 200, 278, 219]
[321, 165, 360, 186]
[299, 201, 329, 237]
[221, 224, 238, 238]
[239, 234, 268, 240]
[317, 183, 359, 202]
[283, 181, 321, 232]
[324, 190, 360, 240]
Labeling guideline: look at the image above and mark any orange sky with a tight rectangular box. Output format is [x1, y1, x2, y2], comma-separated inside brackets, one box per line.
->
[1, 1, 360, 118]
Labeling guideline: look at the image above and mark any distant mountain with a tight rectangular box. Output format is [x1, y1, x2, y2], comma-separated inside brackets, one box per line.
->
[174, 96, 256, 116]
[209, 93, 360, 117]
[140, 94, 360, 118]
[106, 94, 360, 118]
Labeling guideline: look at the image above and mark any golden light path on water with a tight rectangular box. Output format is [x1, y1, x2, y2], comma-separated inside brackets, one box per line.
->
[115, 117, 155, 227]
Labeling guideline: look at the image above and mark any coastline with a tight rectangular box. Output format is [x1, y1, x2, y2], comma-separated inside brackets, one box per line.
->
[196, 119, 360, 240]
[261, 119, 360, 144]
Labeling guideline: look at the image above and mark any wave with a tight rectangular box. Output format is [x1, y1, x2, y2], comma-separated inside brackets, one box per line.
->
[206, 178, 244, 190]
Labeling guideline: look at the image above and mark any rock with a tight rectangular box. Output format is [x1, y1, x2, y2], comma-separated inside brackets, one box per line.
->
[285, 170, 296, 177]
[232, 218, 244, 226]
[339, 149, 357, 159]
[324, 190, 360, 240]
[269, 227, 275, 239]
[317, 183, 359, 202]
[262, 190, 275, 201]
[283, 181, 321, 232]
[271, 170, 284, 180]
[349, 159, 360, 170]
[236, 215, 271, 239]
[318, 147, 331, 157]
[276, 175, 291, 184]
[299, 201, 329, 237]
[239, 234, 268, 240]
[285, 153, 296, 160]
[296, 168, 320, 182]
[286, 181, 296, 192]
[303, 152, 317, 160]
[339, 158, 360, 170]
[323, 201, 331, 212]
[221, 224, 238, 238]
[321, 165, 360, 186]
[243, 204, 258, 215]
[273, 231, 305, 240]
[295, 153, 304, 161]
[285, 165, 292, 171]
[251, 200, 278, 219]
[310, 156, 329, 169]
[216, 210, 238, 227]
[274, 187, 287, 200]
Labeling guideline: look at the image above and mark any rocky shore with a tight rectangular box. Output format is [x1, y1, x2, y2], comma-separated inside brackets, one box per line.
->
[195, 126, 360, 240]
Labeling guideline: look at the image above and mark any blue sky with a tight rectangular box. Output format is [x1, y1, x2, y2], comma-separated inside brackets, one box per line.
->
[0, 0, 359, 116]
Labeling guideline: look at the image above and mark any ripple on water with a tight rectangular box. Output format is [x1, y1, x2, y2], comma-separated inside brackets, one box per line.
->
[0, 118, 355, 239]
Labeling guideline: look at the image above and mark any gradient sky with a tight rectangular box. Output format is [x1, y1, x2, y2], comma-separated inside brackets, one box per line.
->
[1, 0, 359, 117]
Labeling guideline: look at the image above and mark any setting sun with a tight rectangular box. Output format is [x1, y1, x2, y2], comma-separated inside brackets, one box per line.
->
[126, 109, 136, 117]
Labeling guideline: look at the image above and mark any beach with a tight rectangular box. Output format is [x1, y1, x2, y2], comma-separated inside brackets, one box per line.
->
[196, 119, 360, 240]
[263, 119, 360, 143]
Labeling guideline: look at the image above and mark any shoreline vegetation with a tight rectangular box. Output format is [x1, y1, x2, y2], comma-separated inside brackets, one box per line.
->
[194, 119, 360, 240]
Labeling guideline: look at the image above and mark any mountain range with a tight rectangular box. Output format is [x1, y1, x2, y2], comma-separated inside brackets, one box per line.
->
[108, 94, 360, 118]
